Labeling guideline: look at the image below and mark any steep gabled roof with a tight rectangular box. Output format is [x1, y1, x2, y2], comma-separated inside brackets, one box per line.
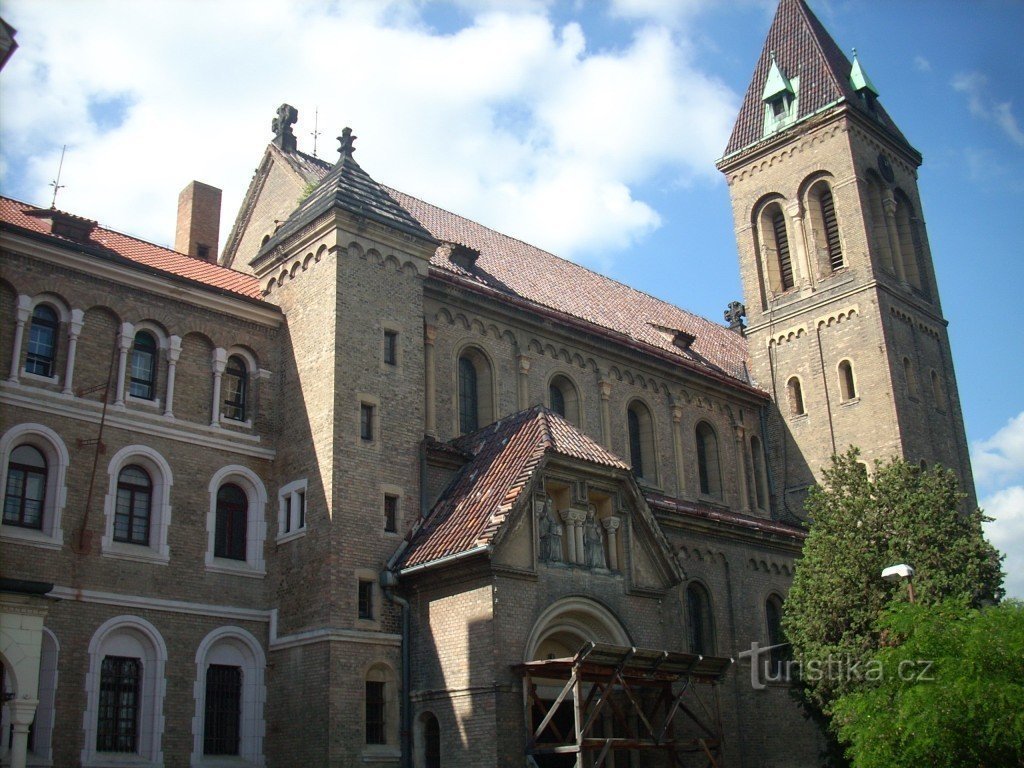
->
[276, 150, 753, 386]
[397, 406, 628, 571]
[0, 197, 264, 300]
[722, 0, 909, 159]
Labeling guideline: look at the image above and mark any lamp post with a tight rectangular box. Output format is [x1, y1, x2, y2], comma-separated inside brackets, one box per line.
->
[881, 563, 916, 603]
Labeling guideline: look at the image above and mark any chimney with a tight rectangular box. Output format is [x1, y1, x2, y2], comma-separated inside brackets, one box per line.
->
[175, 181, 221, 262]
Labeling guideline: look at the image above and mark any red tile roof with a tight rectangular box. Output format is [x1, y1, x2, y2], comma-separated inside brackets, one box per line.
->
[399, 406, 629, 571]
[284, 151, 753, 386]
[0, 197, 264, 300]
[722, 0, 910, 159]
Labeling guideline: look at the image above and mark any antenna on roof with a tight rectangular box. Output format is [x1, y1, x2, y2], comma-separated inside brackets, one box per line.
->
[310, 107, 322, 158]
[49, 144, 67, 209]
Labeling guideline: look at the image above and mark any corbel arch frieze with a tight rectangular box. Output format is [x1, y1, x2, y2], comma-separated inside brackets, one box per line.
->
[815, 305, 859, 329]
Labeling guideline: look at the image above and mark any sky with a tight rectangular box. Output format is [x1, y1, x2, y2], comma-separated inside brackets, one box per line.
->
[0, 0, 1021, 595]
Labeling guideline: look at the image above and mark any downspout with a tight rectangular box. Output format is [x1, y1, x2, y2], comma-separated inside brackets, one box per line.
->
[381, 571, 412, 768]
[419, 439, 429, 517]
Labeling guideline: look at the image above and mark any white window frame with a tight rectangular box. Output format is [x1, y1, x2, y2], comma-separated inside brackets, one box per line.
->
[81, 616, 167, 768]
[219, 346, 258, 429]
[206, 465, 267, 577]
[190, 626, 267, 767]
[276, 478, 308, 543]
[101, 445, 173, 564]
[0, 423, 69, 549]
[125, 321, 169, 409]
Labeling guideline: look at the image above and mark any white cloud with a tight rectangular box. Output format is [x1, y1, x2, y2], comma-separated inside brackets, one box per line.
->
[972, 411, 1024, 490]
[0, 0, 738, 264]
[981, 485, 1024, 600]
[952, 70, 1024, 148]
[913, 55, 931, 73]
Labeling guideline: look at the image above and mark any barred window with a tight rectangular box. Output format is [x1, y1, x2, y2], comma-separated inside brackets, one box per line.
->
[203, 664, 242, 756]
[129, 331, 158, 400]
[215, 483, 248, 560]
[3, 444, 47, 529]
[223, 355, 248, 421]
[384, 494, 398, 533]
[365, 681, 386, 745]
[26, 305, 58, 377]
[97, 656, 140, 753]
[114, 465, 151, 545]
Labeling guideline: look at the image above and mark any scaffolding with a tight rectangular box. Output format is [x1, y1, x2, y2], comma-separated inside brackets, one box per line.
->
[513, 642, 732, 768]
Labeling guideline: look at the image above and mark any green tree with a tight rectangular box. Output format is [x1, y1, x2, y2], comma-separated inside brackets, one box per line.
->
[832, 599, 1024, 767]
[782, 449, 1003, 717]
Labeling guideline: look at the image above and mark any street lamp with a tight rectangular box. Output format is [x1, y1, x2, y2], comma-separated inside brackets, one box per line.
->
[882, 563, 916, 603]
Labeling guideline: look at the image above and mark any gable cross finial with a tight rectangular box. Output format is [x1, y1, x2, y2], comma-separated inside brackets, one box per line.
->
[272, 103, 298, 153]
[337, 127, 357, 161]
[724, 301, 747, 335]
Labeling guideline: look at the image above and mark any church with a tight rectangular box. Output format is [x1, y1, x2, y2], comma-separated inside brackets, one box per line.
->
[0, 1, 974, 766]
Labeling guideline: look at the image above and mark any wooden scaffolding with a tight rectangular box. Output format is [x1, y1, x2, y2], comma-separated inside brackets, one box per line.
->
[513, 642, 732, 768]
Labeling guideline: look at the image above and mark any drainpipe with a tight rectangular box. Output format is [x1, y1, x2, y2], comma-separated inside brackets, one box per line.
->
[381, 570, 411, 768]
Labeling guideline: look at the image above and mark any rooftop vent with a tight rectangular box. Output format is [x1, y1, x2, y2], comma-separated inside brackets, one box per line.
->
[24, 207, 97, 242]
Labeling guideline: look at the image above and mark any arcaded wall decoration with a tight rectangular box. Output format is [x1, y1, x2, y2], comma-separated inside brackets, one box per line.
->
[535, 490, 621, 574]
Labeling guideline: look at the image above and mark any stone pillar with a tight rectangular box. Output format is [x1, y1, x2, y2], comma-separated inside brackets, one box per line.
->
[599, 378, 613, 449]
[571, 511, 586, 565]
[164, 335, 181, 418]
[6, 699, 38, 768]
[61, 309, 85, 395]
[786, 200, 812, 289]
[211, 347, 227, 427]
[114, 322, 134, 406]
[733, 425, 751, 514]
[882, 194, 907, 283]
[560, 509, 578, 564]
[602, 516, 620, 571]
[670, 402, 688, 498]
[7, 295, 31, 383]
[517, 354, 531, 411]
[424, 324, 437, 436]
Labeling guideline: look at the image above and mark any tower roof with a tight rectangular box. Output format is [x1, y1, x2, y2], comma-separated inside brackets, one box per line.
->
[722, 0, 909, 159]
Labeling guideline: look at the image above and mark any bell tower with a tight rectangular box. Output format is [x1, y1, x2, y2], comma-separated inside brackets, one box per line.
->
[717, 0, 975, 516]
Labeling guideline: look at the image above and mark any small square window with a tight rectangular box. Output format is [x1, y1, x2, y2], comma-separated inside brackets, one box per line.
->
[360, 403, 375, 441]
[384, 495, 398, 533]
[358, 579, 374, 620]
[383, 330, 398, 366]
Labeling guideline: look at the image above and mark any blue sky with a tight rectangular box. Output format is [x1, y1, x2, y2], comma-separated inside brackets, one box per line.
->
[1, 0, 1021, 594]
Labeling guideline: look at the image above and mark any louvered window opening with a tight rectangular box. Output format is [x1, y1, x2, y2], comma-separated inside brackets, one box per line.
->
[820, 189, 843, 270]
[204, 664, 242, 755]
[97, 656, 140, 753]
[771, 212, 794, 290]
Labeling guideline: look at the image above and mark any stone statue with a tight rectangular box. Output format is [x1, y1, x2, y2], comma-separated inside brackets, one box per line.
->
[583, 506, 606, 569]
[538, 496, 563, 563]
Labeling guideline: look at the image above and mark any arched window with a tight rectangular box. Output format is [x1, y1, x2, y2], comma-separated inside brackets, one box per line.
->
[787, 376, 805, 416]
[930, 369, 944, 410]
[456, 347, 493, 435]
[114, 465, 152, 545]
[864, 172, 895, 274]
[807, 179, 843, 273]
[549, 374, 581, 426]
[894, 191, 923, 291]
[751, 435, 770, 512]
[903, 357, 918, 399]
[25, 304, 58, 377]
[222, 355, 248, 422]
[422, 713, 441, 768]
[191, 627, 267, 765]
[685, 582, 715, 655]
[695, 421, 722, 499]
[758, 202, 794, 293]
[627, 401, 656, 482]
[3, 444, 47, 529]
[765, 595, 786, 676]
[215, 484, 248, 561]
[365, 665, 398, 748]
[129, 331, 158, 400]
[838, 360, 857, 401]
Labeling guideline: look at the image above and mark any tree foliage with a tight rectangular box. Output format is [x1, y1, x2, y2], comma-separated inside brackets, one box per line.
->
[832, 599, 1024, 767]
[782, 449, 1003, 715]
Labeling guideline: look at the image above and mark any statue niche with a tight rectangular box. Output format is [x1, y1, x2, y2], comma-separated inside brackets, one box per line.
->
[537, 496, 564, 564]
[537, 491, 620, 572]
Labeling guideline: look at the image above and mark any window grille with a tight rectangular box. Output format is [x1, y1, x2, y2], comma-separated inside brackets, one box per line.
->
[97, 656, 140, 753]
[203, 664, 242, 756]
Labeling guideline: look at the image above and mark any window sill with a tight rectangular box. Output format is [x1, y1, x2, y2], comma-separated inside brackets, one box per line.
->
[82, 756, 159, 768]
[206, 560, 265, 579]
[191, 756, 260, 768]
[360, 746, 400, 763]
[839, 397, 861, 407]
[126, 394, 162, 409]
[276, 528, 307, 545]
[101, 542, 170, 565]
[20, 370, 60, 386]
[219, 415, 253, 429]
[788, 412, 808, 422]
[0, 526, 63, 550]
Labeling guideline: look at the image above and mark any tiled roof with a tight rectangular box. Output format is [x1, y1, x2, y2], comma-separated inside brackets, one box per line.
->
[722, 0, 909, 159]
[284, 151, 752, 385]
[644, 491, 806, 540]
[0, 197, 264, 299]
[399, 406, 629, 571]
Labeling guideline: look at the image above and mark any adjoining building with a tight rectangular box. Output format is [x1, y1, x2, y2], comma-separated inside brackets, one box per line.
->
[0, 1, 973, 766]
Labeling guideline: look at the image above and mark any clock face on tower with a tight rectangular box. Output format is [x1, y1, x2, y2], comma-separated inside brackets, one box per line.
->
[877, 153, 895, 183]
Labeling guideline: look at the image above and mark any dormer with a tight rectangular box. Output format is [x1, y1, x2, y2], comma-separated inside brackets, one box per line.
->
[849, 50, 880, 115]
[761, 54, 799, 136]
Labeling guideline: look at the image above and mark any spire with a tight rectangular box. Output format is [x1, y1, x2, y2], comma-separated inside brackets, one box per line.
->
[721, 0, 908, 159]
[849, 49, 879, 97]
